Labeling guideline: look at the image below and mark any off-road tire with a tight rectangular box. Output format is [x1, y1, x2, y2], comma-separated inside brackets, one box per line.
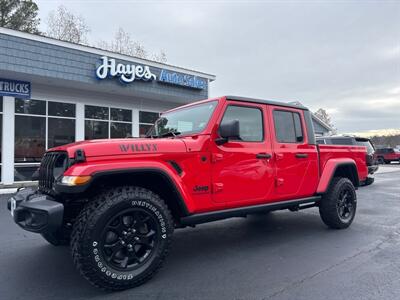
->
[71, 186, 174, 291]
[377, 157, 384, 164]
[41, 229, 70, 246]
[319, 177, 357, 229]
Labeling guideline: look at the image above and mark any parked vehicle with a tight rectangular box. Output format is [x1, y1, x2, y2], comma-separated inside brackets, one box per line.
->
[374, 148, 400, 164]
[8, 96, 368, 291]
[316, 136, 378, 185]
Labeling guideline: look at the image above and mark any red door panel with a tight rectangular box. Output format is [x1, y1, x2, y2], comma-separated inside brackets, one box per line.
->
[211, 102, 275, 207]
[267, 106, 319, 200]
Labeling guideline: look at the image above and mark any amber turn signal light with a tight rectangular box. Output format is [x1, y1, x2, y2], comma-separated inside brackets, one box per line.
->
[61, 176, 91, 186]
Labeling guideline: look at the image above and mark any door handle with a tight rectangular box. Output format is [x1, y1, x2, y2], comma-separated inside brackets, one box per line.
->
[295, 153, 308, 158]
[256, 153, 272, 159]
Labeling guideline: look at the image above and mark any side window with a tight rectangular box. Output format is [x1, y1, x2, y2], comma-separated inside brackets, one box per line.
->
[273, 110, 304, 143]
[220, 105, 263, 142]
[331, 138, 352, 145]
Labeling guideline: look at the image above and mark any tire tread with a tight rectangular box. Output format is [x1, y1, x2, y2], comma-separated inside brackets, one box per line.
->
[319, 177, 356, 229]
[71, 186, 174, 291]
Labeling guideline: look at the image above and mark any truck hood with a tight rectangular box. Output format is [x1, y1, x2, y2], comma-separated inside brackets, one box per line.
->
[49, 138, 188, 158]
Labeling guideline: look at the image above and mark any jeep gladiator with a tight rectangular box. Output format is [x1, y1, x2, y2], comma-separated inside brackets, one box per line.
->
[7, 96, 368, 290]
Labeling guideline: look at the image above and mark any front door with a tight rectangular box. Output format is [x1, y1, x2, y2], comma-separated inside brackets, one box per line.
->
[211, 102, 275, 206]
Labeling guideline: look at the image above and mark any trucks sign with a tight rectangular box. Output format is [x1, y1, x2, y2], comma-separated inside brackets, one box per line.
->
[0, 78, 31, 98]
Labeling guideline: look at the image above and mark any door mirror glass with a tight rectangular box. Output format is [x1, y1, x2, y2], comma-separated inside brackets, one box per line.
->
[217, 120, 240, 144]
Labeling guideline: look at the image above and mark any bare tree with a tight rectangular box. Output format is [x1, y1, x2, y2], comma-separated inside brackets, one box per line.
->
[314, 108, 331, 125]
[151, 50, 167, 63]
[98, 27, 167, 62]
[314, 108, 337, 134]
[45, 5, 90, 44]
[97, 27, 147, 58]
[371, 134, 400, 148]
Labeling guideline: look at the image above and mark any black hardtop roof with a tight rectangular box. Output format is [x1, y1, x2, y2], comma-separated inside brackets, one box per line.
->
[225, 95, 309, 111]
[317, 136, 371, 142]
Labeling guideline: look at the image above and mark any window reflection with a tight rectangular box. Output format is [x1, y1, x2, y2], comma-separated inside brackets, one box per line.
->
[48, 118, 75, 148]
[85, 120, 109, 140]
[15, 115, 46, 163]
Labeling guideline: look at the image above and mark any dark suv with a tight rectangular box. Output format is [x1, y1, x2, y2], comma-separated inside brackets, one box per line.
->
[316, 136, 378, 185]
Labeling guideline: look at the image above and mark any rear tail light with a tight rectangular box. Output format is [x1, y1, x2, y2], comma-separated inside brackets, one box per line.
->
[366, 154, 375, 166]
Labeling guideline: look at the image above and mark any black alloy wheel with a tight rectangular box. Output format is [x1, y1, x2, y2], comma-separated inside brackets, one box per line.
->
[319, 177, 357, 229]
[336, 188, 356, 222]
[101, 209, 159, 271]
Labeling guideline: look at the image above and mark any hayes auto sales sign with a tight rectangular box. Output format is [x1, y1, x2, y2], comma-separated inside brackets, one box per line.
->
[95, 56, 205, 90]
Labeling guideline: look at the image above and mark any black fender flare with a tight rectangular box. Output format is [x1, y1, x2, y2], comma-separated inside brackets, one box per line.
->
[55, 168, 189, 216]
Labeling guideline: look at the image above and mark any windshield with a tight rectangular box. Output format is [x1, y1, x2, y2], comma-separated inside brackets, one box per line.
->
[147, 101, 218, 137]
[355, 140, 375, 154]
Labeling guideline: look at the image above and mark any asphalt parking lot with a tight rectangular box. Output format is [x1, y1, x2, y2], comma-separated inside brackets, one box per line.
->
[1, 164, 400, 300]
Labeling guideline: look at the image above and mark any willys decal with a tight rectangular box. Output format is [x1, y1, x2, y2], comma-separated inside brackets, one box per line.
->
[119, 143, 158, 152]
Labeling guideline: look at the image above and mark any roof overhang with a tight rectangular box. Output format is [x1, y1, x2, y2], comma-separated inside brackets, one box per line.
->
[0, 27, 216, 81]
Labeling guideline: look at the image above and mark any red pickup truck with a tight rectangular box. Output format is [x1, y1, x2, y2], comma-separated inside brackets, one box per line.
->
[8, 96, 368, 291]
[375, 148, 400, 164]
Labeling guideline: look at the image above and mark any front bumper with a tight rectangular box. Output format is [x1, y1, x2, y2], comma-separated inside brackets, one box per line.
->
[7, 189, 64, 234]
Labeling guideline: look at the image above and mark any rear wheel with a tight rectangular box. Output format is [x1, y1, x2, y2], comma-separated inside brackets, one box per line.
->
[71, 186, 174, 291]
[377, 157, 384, 164]
[319, 177, 357, 229]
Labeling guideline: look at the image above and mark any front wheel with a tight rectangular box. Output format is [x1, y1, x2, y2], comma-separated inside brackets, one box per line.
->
[319, 177, 357, 229]
[71, 186, 174, 291]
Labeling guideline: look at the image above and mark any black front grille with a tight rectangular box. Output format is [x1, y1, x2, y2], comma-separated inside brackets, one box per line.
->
[38, 151, 68, 194]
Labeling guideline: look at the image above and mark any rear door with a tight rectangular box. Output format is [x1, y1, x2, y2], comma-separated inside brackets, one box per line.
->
[268, 106, 319, 200]
[211, 101, 275, 206]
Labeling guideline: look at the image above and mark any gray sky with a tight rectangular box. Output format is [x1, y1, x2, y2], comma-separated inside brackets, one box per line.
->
[36, 0, 400, 134]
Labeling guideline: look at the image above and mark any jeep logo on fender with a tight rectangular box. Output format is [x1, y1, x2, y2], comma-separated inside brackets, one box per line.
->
[119, 143, 158, 152]
[193, 185, 209, 193]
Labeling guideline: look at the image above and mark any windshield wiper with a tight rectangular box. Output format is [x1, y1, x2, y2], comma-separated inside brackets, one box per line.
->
[159, 130, 181, 138]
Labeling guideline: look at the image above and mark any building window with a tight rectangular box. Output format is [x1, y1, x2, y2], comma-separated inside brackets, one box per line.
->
[15, 98, 46, 115]
[14, 99, 76, 181]
[85, 105, 132, 139]
[110, 108, 132, 138]
[0, 97, 3, 182]
[85, 105, 109, 140]
[139, 111, 159, 137]
[48, 101, 76, 148]
[14, 99, 46, 181]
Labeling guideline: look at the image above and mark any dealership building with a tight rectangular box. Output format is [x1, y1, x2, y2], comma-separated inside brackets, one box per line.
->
[0, 28, 330, 186]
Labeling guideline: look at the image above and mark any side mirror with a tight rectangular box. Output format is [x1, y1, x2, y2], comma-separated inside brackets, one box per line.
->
[216, 120, 240, 145]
